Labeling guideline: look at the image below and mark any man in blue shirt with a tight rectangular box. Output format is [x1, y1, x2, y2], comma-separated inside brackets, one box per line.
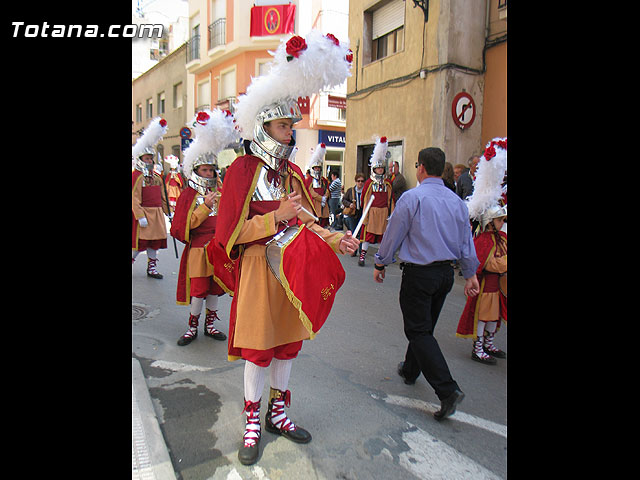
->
[373, 147, 480, 421]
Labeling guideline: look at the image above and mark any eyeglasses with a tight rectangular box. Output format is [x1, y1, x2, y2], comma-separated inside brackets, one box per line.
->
[356, 179, 364, 183]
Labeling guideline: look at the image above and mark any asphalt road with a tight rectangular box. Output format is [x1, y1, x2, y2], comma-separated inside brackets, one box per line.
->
[132, 228, 507, 480]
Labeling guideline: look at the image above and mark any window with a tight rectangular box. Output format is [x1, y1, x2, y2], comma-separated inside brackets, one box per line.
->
[372, 27, 404, 61]
[197, 80, 211, 110]
[146, 98, 153, 119]
[219, 68, 236, 100]
[173, 83, 183, 108]
[365, 0, 405, 64]
[157, 92, 165, 115]
[136, 104, 143, 123]
[257, 60, 271, 77]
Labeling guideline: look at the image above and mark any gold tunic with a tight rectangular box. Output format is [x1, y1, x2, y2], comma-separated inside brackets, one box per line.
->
[232, 175, 343, 351]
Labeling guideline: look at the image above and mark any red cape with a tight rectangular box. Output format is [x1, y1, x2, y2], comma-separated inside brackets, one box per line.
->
[456, 230, 507, 338]
[132, 170, 143, 249]
[170, 187, 197, 304]
[205, 154, 325, 361]
[205, 154, 314, 291]
[171, 186, 231, 304]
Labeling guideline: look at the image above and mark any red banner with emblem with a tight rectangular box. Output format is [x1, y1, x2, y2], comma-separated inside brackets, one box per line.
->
[250, 4, 296, 37]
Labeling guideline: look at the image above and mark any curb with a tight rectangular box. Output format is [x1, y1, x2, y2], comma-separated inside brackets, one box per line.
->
[132, 358, 177, 480]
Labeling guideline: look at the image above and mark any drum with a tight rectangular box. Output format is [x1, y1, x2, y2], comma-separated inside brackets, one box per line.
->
[499, 273, 507, 297]
[265, 225, 345, 335]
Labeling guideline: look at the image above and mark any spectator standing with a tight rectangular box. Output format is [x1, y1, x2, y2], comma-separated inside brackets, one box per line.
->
[442, 162, 456, 192]
[456, 155, 480, 200]
[342, 173, 366, 255]
[389, 161, 408, 203]
[328, 170, 343, 230]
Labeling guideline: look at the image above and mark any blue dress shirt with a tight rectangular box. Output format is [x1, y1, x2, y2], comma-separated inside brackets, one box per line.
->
[374, 177, 479, 279]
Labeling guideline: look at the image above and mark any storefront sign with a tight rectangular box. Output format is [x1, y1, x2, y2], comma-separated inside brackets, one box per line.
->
[318, 129, 345, 148]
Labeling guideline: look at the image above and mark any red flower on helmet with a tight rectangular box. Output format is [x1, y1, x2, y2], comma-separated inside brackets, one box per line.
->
[159, 119, 167, 127]
[325, 33, 340, 46]
[196, 111, 210, 125]
[484, 145, 496, 160]
[346, 49, 353, 63]
[380, 136, 387, 143]
[286, 35, 307, 61]
[320, 143, 326, 148]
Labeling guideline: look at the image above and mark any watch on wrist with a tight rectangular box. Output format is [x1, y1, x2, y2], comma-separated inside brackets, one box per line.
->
[374, 264, 385, 271]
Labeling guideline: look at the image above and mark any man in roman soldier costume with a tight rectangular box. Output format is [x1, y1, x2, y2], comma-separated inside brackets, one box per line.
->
[456, 138, 507, 365]
[358, 136, 394, 266]
[303, 143, 330, 227]
[206, 30, 359, 466]
[170, 109, 240, 346]
[164, 154, 184, 215]
[132, 117, 170, 279]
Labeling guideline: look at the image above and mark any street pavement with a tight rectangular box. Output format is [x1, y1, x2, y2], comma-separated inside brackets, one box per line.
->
[132, 221, 507, 480]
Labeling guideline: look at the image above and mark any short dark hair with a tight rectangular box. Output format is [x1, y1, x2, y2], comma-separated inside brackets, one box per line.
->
[417, 147, 445, 176]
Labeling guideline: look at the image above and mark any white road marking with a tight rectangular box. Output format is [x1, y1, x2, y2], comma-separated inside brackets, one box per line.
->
[150, 359, 214, 373]
[371, 392, 507, 438]
[399, 423, 503, 479]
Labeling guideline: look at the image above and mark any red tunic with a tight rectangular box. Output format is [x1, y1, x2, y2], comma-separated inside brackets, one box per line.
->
[171, 186, 225, 304]
[456, 230, 507, 338]
[205, 155, 344, 361]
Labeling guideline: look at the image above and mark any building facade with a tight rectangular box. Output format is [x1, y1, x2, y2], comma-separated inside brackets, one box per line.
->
[346, 0, 506, 190]
[185, 0, 349, 176]
[132, 43, 189, 172]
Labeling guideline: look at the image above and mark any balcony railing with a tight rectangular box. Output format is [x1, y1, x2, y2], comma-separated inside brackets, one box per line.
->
[208, 18, 226, 50]
[186, 34, 200, 63]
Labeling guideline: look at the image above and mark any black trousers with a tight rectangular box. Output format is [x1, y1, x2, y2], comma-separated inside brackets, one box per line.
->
[399, 263, 459, 401]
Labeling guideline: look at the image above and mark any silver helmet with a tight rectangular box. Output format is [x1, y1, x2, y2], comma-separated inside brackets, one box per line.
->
[132, 117, 167, 176]
[182, 108, 240, 195]
[249, 97, 302, 170]
[307, 143, 326, 180]
[189, 152, 219, 194]
[369, 136, 388, 183]
[480, 204, 507, 231]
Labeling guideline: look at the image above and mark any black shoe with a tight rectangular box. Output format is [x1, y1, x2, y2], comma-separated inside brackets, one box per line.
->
[434, 389, 465, 421]
[471, 351, 497, 365]
[397, 362, 416, 385]
[204, 330, 227, 341]
[147, 271, 163, 279]
[358, 258, 365, 266]
[177, 332, 197, 346]
[265, 417, 312, 444]
[483, 346, 506, 359]
[238, 441, 260, 465]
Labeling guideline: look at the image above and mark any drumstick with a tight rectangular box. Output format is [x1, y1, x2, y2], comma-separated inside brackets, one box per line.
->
[352, 194, 375, 239]
[299, 205, 319, 222]
[286, 192, 319, 222]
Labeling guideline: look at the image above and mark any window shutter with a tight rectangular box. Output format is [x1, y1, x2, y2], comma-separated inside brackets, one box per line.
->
[372, 0, 405, 40]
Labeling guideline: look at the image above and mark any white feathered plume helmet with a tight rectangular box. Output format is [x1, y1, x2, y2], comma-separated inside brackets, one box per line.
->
[165, 155, 180, 170]
[369, 136, 388, 183]
[182, 108, 241, 180]
[234, 30, 353, 141]
[307, 143, 326, 178]
[466, 137, 507, 231]
[132, 117, 168, 161]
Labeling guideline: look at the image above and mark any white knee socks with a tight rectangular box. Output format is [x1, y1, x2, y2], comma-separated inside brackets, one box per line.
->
[190, 297, 204, 316]
[269, 358, 292, 392]
[244, 361, 267, 403]
[243, 358, 293, 402]
[205, 295, 219, 311]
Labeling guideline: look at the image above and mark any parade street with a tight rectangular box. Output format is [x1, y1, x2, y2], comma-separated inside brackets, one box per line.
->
[132, 232, 507, 480]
